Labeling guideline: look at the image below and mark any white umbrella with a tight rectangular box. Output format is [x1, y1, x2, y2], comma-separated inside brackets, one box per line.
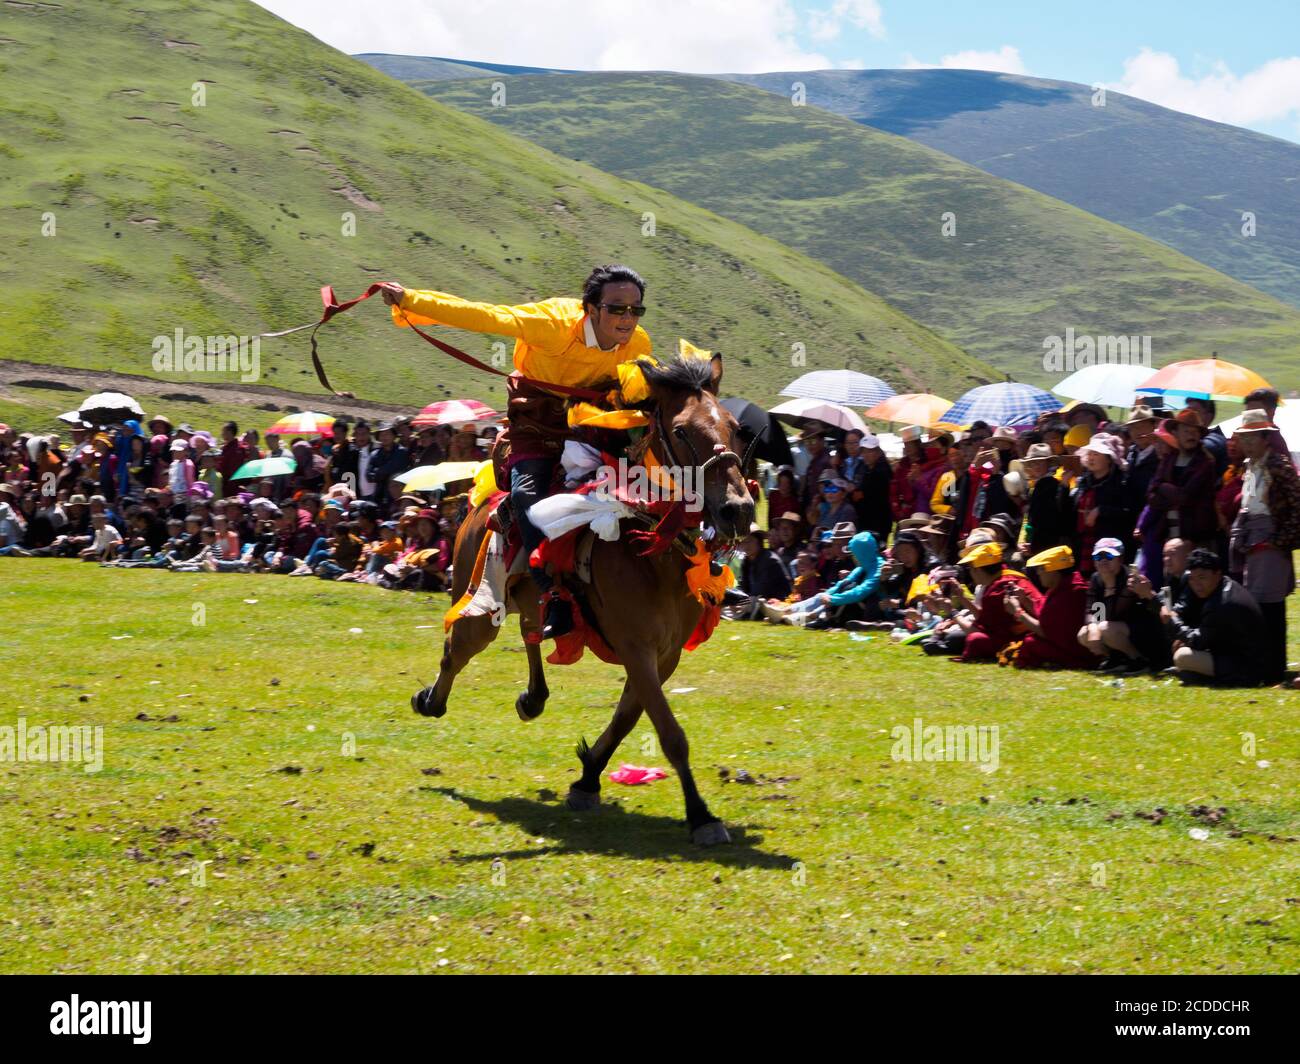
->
[780, 369, 896, 408]
[77, 391, 145, 425]
[57, 410, 89, 426]
[1053, 364, 1155, 408]
[769, 397, 868, 435]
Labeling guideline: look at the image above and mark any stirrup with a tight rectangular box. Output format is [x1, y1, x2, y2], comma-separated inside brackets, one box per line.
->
[540, 590, 575, 640]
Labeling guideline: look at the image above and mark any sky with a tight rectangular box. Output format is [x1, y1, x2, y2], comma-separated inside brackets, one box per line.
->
[255, 0, 1300, 142]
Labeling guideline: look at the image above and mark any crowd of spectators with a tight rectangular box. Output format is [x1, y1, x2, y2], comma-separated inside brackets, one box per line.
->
[4, 386, 1298, 689]
[0, 413, 495, 591]
[730, 388, 1300, 689]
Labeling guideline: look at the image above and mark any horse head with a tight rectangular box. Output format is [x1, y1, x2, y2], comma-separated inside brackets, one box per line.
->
[638, 354, 757, 544]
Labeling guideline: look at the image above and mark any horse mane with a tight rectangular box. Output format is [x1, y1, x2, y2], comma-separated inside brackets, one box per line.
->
[634, 356, 714, 399]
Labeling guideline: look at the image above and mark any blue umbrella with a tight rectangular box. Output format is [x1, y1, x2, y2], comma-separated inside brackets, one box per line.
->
[940, 383, 1060, 428]
[780, 369, 896, 409]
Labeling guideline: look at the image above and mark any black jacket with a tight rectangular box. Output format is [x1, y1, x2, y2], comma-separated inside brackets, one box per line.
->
[1168, 575, 1268, 685]
[741, 549, 793, 600]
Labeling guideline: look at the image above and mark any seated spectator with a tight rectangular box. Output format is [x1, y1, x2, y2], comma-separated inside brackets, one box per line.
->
[1077, 537, 1170, 674]
[1003, 545, 1095, 669]
[769, 511, 803, 575]
[1165, 548, 1269, 686]
[361, 520, 404, 579]
[730, 525, 793, 619]
[314, 520, 365, 580]
[80, 511, 123, 562]
[924, 541, 1040, 660]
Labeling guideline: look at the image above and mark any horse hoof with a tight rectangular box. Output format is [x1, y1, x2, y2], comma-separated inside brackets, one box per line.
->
[411, 688, 445, 718]
[566, 786, 601, 811]
[691, 820, 731, 846]
[515, 691, 545, 722]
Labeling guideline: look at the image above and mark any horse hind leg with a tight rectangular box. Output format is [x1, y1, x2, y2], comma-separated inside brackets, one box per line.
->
[412, 612, 502, 718]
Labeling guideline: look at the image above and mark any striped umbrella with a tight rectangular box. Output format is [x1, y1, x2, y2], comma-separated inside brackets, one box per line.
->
[266, 411, 335, 437]
[412, 399, 499, 428]
[1135, 357, 1271, 403]
[780, 369, 896, 408]
[940, 383, 1060, 428]
[864, 392, 953, 427]
[769, 397, 869, 435]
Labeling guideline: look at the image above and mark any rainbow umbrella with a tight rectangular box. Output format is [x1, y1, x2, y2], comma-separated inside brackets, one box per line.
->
[1135, 357, 1272, 403]
[864, 392, 954, 427]
[412, 399, 499, 428]
[266, 411, 335, 437]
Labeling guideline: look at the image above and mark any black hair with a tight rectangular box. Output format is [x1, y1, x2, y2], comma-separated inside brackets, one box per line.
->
[223, 421, 238, 435]
[1187, 398, 1217, 421]
[635, 355, 713, 395]
[1043, 421, 1069, 437]
[582, 264, 646, 309]
[1187, 548, 1223, 572]
[1245, 387, 1279, 407]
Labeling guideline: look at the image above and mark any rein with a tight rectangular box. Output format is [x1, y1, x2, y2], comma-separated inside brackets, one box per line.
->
[260, 283, 608, 402]
[653, 402, 765, 483]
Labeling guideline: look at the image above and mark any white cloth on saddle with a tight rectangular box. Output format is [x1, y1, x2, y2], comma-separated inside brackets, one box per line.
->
[529, 490, 631, 543]
[460, 530, 508, 627]
[561, 439, 604, 485]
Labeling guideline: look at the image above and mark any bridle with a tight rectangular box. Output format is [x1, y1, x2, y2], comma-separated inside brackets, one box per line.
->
[652, 396, 765, 485]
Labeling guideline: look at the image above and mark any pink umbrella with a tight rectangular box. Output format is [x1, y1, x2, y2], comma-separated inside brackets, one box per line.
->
[412, 399, 500, 428]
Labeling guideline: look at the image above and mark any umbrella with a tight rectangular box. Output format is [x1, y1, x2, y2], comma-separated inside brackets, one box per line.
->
[1052, 364, 1154, 408]
[769, 397, 868, 435]
[780, 369, 896, 408]
[864, 392, 954, 427]
[394, 461, 485, 491]
[77, 391, 144, 426]
[720, 397, 794, 467]
[57, 410, 90, 427]
[412, 399, 499, 428]
[939, 383, 1060, 428]
[229, 456, 297, 480]
[1135, 357, 1272, 403]
[266, 411, 335, 437]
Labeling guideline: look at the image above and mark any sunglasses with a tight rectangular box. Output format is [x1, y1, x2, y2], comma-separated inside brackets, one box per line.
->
[599, 303, 647, 318]
[823, 484, 843, 493]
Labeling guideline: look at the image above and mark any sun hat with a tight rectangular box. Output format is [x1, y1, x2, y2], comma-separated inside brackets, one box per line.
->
[169, 439, 188, 452]
[1171, 408, 1207, 434]
[1076, 431, 1128, 470]
[963, 528, 995, 548]
[1233, 408, 1280, 435]
[1068, 402, 1107, 424]
[1126, 405, 1159, 426]
[897, 512, 931, 531]
[1091, 537, 1124, 559]
[899, 425, 925, 443]
[1027, 544, 1075, 571]
[774, 510, 802, 525]
[958, 541, 1004, 568]
[988, 425, 1018, 448]
[1022, 443, 1054, 463]
[67, 493, 88, 505]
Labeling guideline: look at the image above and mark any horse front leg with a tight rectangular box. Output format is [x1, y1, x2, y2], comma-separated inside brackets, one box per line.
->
[412, 613, 500, 718]
[622, 652, 729, 845]
[566, 679, 643, 810]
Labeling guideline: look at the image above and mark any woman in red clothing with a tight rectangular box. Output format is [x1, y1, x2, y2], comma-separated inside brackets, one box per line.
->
[1006, 545, 1096, 669]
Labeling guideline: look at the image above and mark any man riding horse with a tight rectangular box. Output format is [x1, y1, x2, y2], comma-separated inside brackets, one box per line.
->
[379, 265, 651, 641]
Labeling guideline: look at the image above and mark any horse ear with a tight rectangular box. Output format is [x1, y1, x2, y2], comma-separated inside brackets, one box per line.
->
[707, 353, 723, 395]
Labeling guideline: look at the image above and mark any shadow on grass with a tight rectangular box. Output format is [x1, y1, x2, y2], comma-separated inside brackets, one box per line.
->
[423, 786, 799, 869]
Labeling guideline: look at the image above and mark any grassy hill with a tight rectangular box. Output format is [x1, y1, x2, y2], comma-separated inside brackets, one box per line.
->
[722, 69, 1300, 312]
[0, 3, 988, 416]
[416, 72, 1300, 390]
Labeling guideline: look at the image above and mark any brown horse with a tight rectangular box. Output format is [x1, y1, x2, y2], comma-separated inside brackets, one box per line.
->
[411, 354, 756, 844]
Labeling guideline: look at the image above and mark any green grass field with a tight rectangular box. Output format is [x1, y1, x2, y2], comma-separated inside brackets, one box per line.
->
[2, 562, 1297, 974]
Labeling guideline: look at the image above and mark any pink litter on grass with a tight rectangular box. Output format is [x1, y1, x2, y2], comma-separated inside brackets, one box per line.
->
[608, 764, 668, 785]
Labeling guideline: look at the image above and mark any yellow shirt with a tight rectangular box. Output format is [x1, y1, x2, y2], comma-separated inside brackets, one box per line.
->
[394, 290, 652, 394]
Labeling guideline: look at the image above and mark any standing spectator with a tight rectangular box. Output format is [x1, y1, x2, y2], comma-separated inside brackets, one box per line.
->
[1139, 410, 1217, 585]
[217, 422, 250, 498]
[1228, 410, 1300, 684]
[369, 422, 411, 511]
[1067, 432, 1131, 570]
[1185, 398, 1228, 476]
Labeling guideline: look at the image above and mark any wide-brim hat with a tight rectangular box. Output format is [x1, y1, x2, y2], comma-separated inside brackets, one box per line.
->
[1171, 408, 1208, 434]
[897, 512, 931, 531]
[1125, 405, 1159, 426]
[1233, 408, 1280, 435]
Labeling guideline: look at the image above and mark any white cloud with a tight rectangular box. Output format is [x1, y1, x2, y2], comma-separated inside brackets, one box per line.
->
[255, 0, 831, 73]
[808, 0, 886, 44]
[1111, 47, 1300, 131]
[903, 44, 1027, 75]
